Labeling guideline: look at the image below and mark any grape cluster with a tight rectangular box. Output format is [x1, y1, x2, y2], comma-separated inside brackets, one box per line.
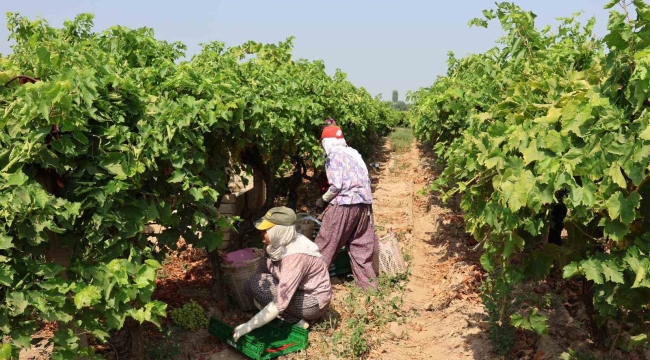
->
[171, 300, 209, 331]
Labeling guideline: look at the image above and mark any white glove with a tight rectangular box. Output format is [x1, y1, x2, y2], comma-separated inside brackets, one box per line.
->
[322, 189, 337, 202]
[232, 301, 280, 342]
[232, 323, 249, 343]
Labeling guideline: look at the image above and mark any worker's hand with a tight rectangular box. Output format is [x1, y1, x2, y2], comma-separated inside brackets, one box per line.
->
[315, 198, 326, 210]
[233, 302, 279, 342]
[233, 322, 251, 342]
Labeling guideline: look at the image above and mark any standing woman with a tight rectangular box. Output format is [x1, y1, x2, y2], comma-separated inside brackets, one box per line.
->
[315, 125, 379, 291]
[233, 207, 332, 341]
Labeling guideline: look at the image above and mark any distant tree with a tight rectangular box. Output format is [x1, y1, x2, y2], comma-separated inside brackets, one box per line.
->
[392, 101, 409, 111]
[392, 90, 398, 103]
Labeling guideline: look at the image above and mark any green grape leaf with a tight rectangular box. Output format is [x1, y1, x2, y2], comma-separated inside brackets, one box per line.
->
[608, 163, 627, 189]
[0, 343, 12, 360]
[529, 309, 548, 335]
[580, 259, 604, 284]
[0, 235, 14, 251]
[563, 262, 579, 279]
[74, 285, 102, 309]
[523, 139, 545, 165]
[601, 260, 625, 284]
[545, 130, 565, 154]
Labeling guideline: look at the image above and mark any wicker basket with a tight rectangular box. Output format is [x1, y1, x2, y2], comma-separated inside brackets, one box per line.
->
[372, 231, 407, 277]
[221, 248, 264, 311]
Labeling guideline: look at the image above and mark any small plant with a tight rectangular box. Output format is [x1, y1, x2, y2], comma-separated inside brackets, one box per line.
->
[156, 268, 171, 280]
[332, 319, 369, 359]
[403, 251, 413, 263]
[171, 300, 209, 331]
[347, 318, 369, 357]
[147, 328, 182, 360]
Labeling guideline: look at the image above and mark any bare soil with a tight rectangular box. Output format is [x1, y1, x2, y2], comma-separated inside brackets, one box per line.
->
[365, 139, 492, 359]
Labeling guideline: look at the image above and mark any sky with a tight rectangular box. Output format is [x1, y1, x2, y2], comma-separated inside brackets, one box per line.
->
[0, 0, 612, 101]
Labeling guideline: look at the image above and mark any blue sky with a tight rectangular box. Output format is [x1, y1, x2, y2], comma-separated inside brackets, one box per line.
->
[1, 1, 611, 101]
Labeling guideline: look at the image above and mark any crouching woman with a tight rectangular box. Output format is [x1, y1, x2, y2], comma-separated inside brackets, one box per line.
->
[233, 207, 332, 342]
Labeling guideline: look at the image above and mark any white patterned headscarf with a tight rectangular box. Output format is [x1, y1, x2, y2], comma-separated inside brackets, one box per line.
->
[321, 138, 368, 176]
[322, 137, 347, 156]
[265, 224, 322, 261]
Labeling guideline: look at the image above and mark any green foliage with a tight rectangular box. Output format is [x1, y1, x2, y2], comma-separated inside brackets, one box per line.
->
[480, 272, 519, 355]
[0, 12, 399, 357]
[170, 301, 208, 331]
[409, 0, 650, 354]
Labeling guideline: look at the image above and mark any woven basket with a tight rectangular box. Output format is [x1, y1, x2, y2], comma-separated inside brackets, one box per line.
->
[372, 231, 407, 277]
[221, 248, 264, 311]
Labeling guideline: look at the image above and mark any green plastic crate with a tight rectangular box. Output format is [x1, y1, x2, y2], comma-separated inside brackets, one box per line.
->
[209, 317, 308, 359]
[329, 246, 352, 277]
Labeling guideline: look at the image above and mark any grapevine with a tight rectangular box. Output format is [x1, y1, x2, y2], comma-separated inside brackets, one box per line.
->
[0, 13, 399, 358]
[409, 0, 650, 355]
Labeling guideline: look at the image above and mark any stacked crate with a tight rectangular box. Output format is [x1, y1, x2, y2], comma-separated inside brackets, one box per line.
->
[217, 194, 245, 250]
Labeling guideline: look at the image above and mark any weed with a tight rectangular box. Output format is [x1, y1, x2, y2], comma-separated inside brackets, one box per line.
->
[146, 328, 181, 360]
[481, 275, 517, 356]
[388, 127, 414, 153]
[389, 162, 409, 175]
[332, 319, 369, 358]
[560, 349, 598, 360]
[330, 273, 409, 358]
[347, 318, 369, 356]
[312, 313, 340, 332]
[403, 251, 413, 263]
[513, 291, 554, 311]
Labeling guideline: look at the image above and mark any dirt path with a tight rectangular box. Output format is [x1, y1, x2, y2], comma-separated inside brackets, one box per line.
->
[368, 140, 492, 359]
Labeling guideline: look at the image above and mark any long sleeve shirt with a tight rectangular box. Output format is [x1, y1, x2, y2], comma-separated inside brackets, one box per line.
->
[325, 148, 373, 205]
[265, 254, 332, 313]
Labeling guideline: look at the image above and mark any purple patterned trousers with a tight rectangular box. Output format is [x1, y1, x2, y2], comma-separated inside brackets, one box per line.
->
[314, 204, 379, 291]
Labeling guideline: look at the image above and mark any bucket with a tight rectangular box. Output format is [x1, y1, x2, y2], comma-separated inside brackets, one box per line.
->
[225, 248, 257, 266]
[221, 248, 264, 311]
[372, 230, 408, 277]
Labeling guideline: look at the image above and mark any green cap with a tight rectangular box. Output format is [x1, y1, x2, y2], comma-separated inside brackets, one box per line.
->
[254, 206, 297, 230]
